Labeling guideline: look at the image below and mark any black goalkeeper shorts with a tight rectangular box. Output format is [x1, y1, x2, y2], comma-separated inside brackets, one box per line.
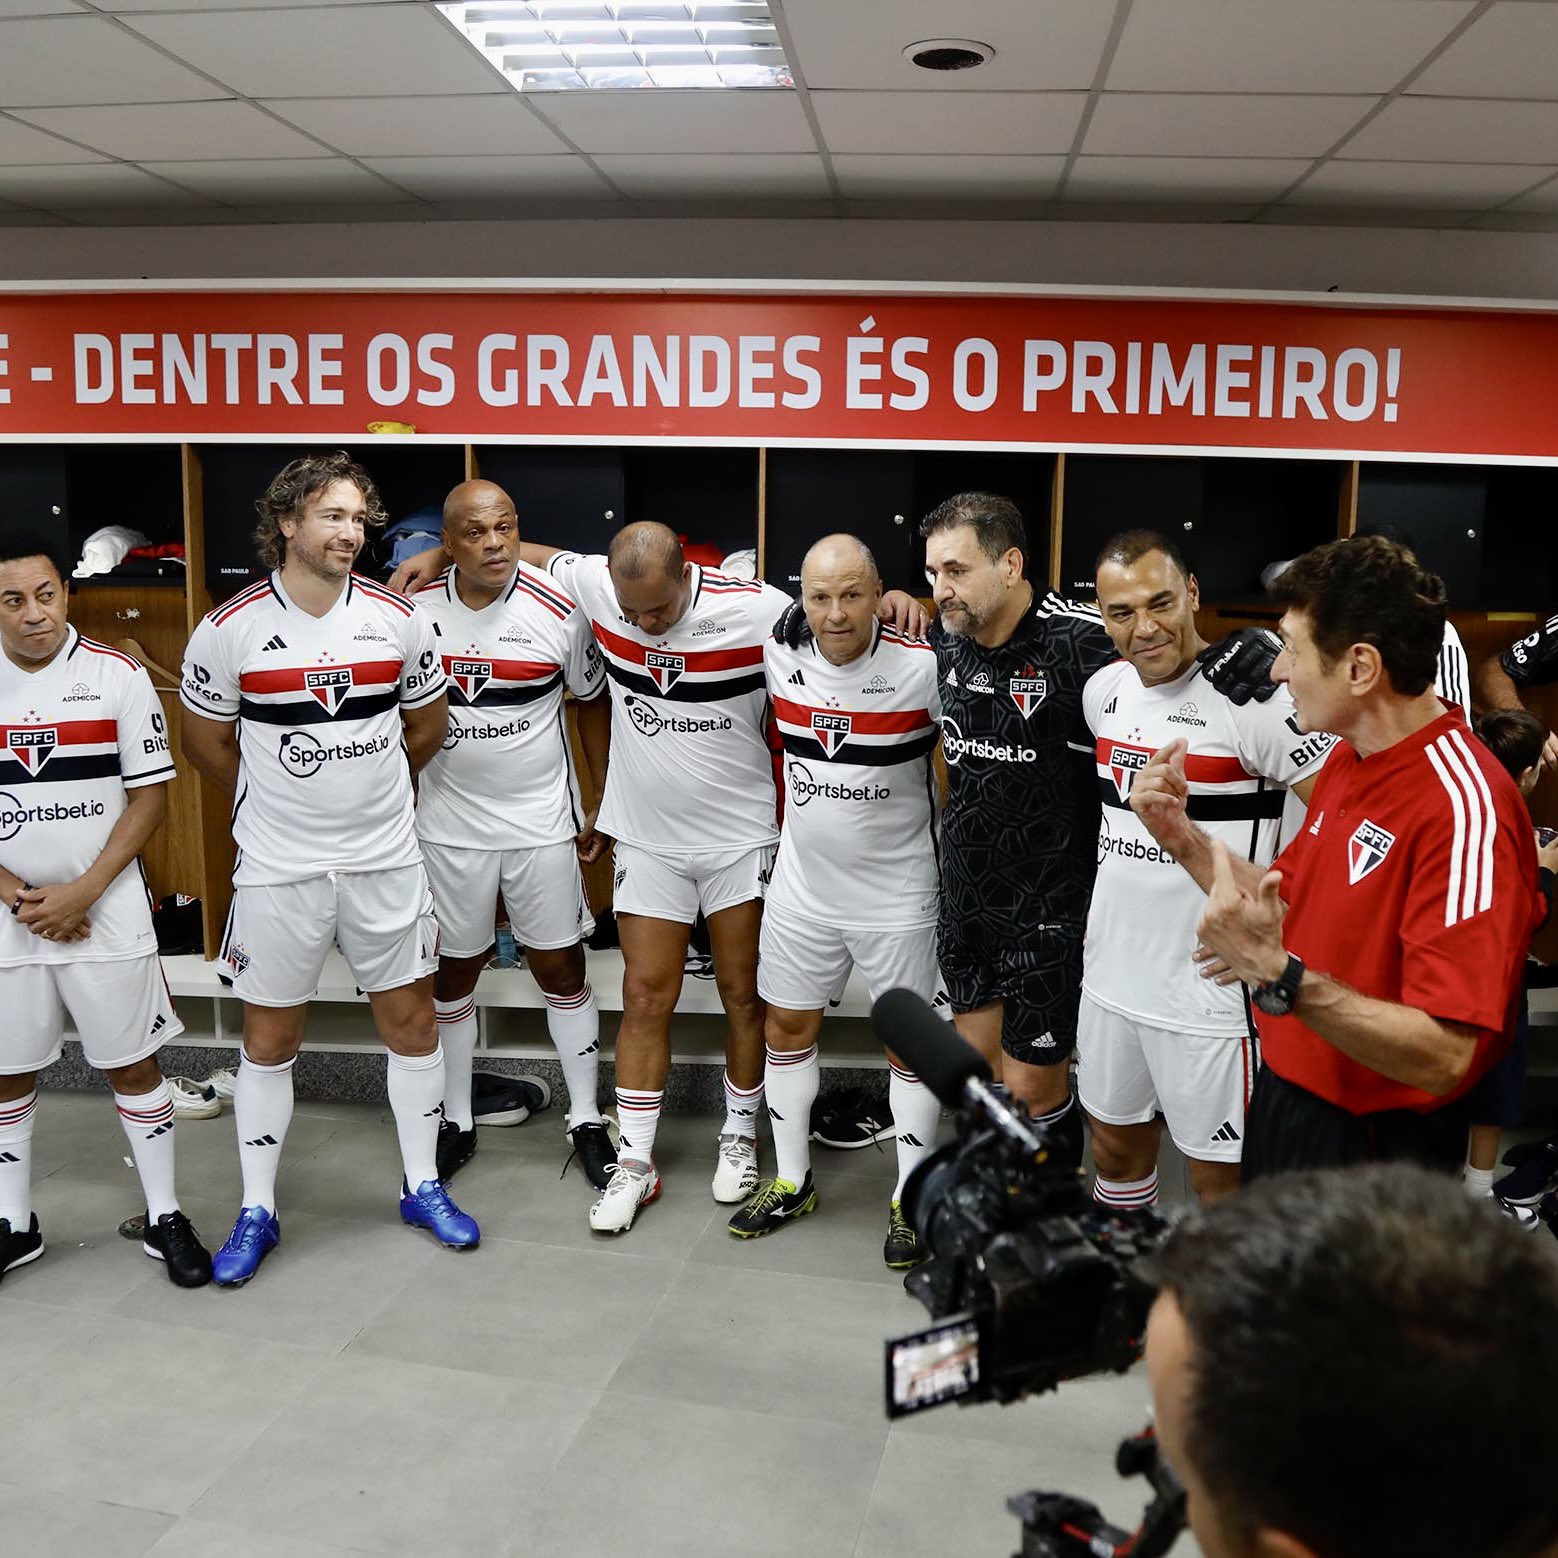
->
[937, 919, 1082, 1068]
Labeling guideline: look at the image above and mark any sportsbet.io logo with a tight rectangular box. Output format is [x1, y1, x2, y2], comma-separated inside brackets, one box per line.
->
[0, 791, 106, 841]
[278, 730, 392, 778]
[939, 715, 1036, 767]
[787, 761, 889, 808]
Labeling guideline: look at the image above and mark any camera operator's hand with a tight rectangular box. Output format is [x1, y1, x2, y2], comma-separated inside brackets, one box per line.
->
[1196, 841, 1288, 988]
[1129, 739, 1196, 857]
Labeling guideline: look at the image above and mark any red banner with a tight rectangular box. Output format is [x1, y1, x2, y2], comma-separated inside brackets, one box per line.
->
[2, 287, 1556, 461]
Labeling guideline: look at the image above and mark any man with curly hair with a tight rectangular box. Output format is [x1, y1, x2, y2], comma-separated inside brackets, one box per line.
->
[180, 451, 477, 1286]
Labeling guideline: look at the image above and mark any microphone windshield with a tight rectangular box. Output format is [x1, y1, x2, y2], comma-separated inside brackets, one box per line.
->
[871, 988, 992, 1107]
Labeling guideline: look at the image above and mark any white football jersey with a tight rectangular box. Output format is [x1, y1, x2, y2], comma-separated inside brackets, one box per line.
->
[180, 572, 445, 887]
[0, 627, 173, 966]
[547, 552, 788, 854]
[414, 561, 606, 850]
[766, 625, 941, 928]
[1081, 658, 1332, 1035]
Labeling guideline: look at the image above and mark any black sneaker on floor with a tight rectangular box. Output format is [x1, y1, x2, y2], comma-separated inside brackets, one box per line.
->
[142, 1210, 213, 1288]
[436, 1119, 478, 1182]
[566, 1120, 618, 1192]
[0, 1212, 43, 1282]
[810, 1088, 893, 1150]
[883, 1200, 926, 1270]
[728, 1173, 818, 1238]
[472, 1071, 551, 1127]
[1493, 1140, 1558, 1206]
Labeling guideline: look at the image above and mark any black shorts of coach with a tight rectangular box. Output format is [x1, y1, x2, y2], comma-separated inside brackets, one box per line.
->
[936, 919, 1082, 1068]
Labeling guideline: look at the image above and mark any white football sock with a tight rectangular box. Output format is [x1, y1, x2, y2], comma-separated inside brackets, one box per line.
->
[545, 982, 603, 1128]
[722, 1071, 763, 1140]
[388, 1045, 446, 1190]
[1463, 1164, 1495, 1198]
[889, 1062, 940, 1200]
[0, 1091, 37, 1228]
[435, 996, 478, 1131]
[1093, 1170, 1160, 1209]
[615, 1087, 663, 1167]
[114, 1080, 179, 1221]
[235, 1052, 295, 1213]
[765, 1044, 819, 1187]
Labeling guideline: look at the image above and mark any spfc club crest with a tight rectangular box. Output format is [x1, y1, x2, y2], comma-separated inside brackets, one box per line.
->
[645, 650, 684, 693]
[304, 667, 353, 715]
[1010, 671, 1048, 718]
[1107, 743, 1149, 802]
[1348, 819, 1396, 885]
[449, 659, 492, 701]
[7, 726, 57, 774]
[811, 711, 851, 757]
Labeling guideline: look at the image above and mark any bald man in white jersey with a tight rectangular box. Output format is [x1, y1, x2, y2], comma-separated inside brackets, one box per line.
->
[182, 451, 478, 1287]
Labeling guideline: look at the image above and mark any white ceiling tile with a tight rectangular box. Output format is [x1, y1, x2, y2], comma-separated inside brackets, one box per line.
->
[833, 154, 1065, 198]
[0, 112, 106, 162]
[124, 5, 501, 98]
[13, 101, 327, 161]
[263, 95, 567, 158]
[531, 90, 814, 154]
[1287, 159, 1554, 207]
[0, 16, 219, 107]
[0, 161, 206, 205]
[811, 90, 1083, 155]
[593, 154, 829, 198]
[782, 0, 1115, 90]
[361, 155, 613, 200]
[1343, 97, 1558, 163]
[1085, 93, 1371, 158]
[0, 1, 87, 13]
[144, 157, 413, 205]
[1067, 156, 1309, 201]
[1109, 0, 1475, 93]
[1413, 2, 1558, 100]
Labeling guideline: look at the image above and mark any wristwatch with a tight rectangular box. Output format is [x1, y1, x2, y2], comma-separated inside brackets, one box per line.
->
[1252, 953, 1305, 1016]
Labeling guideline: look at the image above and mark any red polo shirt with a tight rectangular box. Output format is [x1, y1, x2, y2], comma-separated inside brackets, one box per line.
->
[1260, 707, 1540, 1115]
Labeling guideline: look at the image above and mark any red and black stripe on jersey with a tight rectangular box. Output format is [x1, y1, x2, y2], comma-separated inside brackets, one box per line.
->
[592, 620, 765, 703]
[443, 655, 563, 708]
[237, 660, 403, 726]
[1095, 741, 1286, 823]
[0, 717, 123, 784]
[771, 696, 938, 767]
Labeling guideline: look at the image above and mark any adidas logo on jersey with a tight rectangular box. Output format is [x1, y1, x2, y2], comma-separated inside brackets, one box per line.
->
[1103, 696, 1117, 715]
[861, 674, 895, 694]
[1034, 1031, 1057, 1048]
[1308, 809, 1325, 836]
[1210, 1121, 1242, 1144]
[944, 666, 959, 686]
[786, 669, 806, 686]
[967, 668, 994, 694]
[690, 618, 725, 638]
[261, 635, 287, 652]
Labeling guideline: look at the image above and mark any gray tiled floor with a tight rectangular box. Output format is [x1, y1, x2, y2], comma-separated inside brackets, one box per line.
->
[4, 1087, 1200, 1558]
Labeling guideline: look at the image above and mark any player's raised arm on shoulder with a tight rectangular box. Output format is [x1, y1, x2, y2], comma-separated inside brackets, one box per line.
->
[521, 541, 564, 569]
[386, 542, 450, 595]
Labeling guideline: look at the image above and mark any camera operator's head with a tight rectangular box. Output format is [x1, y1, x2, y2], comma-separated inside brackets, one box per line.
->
[1146, 1164, 1558, 1558]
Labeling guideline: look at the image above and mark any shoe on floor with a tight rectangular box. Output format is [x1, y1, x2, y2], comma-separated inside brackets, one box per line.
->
[472, 1071, 551, 1128]
[728, 1173, 818, 1238]
[589, 1159, 661, 1234]
[142, 1209, 213, 1287]
[400, 1179, 480, 1249]
[712, 1134, 760, 1203]
[565, 1119, 619, 1192]
[168, 1076, 221, 1119]
[1493, 1141, 1558, 1206]
[0, 1213, 43, 1282]
[436, 1119, 477, 1182]
[810, 1088, 893, 1150]
[212, 1205, 281, 1287]
[1498, 1198, 1542, 1231]
[883, 1200, 927, 1270]
[204, 1067, 238, 1101]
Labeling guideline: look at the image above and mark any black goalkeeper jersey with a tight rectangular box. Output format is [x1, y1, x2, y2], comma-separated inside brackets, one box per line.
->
[935, 591, 1117, 934]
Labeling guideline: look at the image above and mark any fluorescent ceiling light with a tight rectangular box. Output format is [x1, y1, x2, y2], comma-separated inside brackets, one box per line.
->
[437, 3, 793, 91]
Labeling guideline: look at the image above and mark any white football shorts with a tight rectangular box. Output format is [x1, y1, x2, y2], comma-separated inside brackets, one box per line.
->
[757, 894, 940, 1013]
[422, 839, 595, 958]
[0, 953, 182, 1075]
[611, 841, 776, 926]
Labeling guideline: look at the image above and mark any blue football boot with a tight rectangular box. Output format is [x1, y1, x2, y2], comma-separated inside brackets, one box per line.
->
[211, 1205, 281, 1287]
[400, 1179, 480, 1249]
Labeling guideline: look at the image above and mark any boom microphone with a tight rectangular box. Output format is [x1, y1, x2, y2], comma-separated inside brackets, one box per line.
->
[871, 988, 1048, 1160]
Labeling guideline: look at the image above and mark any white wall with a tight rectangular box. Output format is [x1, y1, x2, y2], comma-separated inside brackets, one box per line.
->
[4, 216, 1558, 302]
